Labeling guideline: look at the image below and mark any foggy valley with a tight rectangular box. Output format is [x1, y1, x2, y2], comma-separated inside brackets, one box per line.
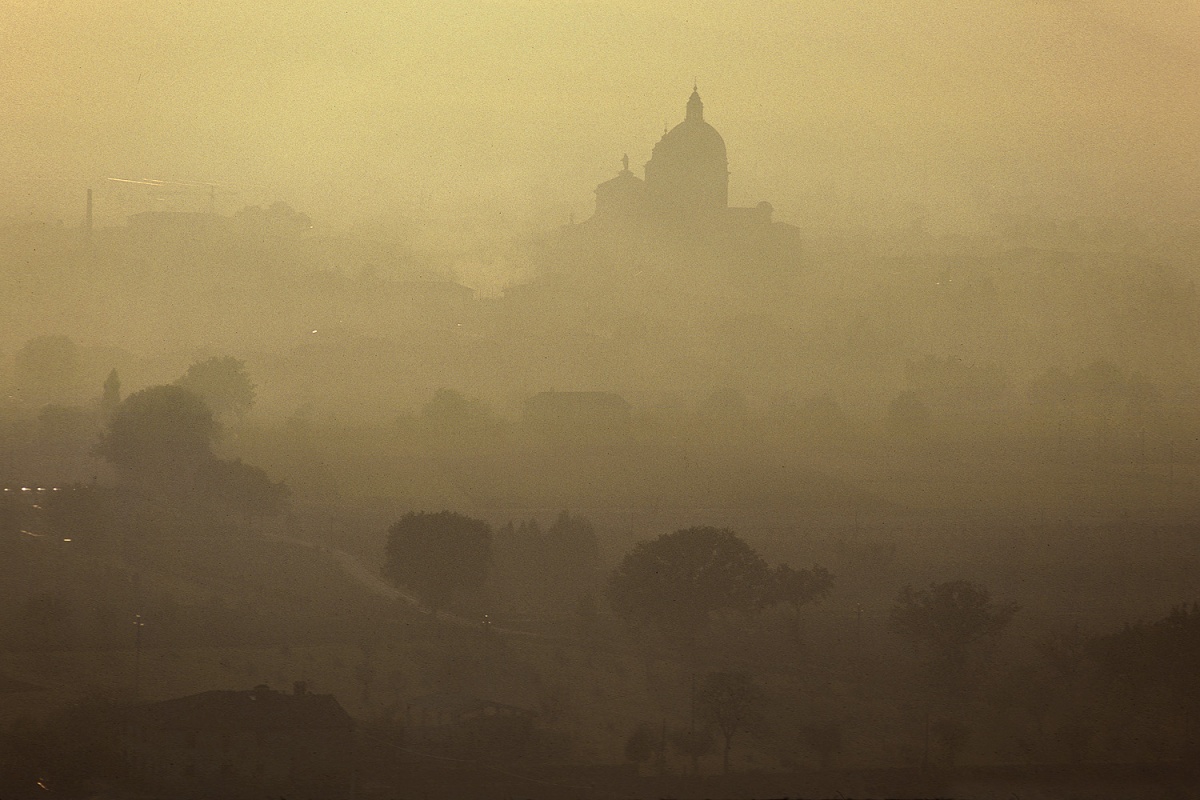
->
[2, 2, 1200, 798]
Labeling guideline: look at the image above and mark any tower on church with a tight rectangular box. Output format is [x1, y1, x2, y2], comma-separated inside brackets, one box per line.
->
[643, 87, 729, 216]
[555, 87, 798, 287]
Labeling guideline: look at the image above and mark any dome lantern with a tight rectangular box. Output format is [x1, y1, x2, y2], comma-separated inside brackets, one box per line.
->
[686, 86, 704, 122]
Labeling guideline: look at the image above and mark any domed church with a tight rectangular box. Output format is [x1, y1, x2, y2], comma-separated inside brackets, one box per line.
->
[645, 87, 728, 214]
[533, 86, 800, 299]
[593, 87, 772, 226]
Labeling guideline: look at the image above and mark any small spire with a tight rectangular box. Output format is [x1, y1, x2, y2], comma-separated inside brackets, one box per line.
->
[693, 77, 698, 92]
[622, 153, 630, 172]
[686, 85, 704, 121]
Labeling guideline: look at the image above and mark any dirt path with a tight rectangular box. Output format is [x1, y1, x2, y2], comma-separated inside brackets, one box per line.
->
[266, 533, 545, 639]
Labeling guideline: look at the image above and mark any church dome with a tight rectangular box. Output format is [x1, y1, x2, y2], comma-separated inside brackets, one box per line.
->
[644, 89, 729, 215]
[652, 90, 728, 163]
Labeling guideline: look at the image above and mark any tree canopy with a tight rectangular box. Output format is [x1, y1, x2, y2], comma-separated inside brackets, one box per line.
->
[1092, 602, 1200, 704]
[384, 511, 492, 615]
[197, 458, 290, 521]
[95, 384, 287, 519]
[176, 356, 256, 420]
[607, 527, 770, 647]
[769, 563, 834, 644]
[890, 580, 1018, 693]
[95, 385, 219, 487]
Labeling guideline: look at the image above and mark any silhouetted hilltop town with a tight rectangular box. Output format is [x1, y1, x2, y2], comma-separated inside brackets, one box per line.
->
[532, 89, 802, 305]
[6, 54, 1200, 800]
[596, 87, 766, 223]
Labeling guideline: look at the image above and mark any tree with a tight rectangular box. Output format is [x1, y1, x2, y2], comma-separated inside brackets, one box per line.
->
[1092, 602, 1200, 740]
[770, 563, 834, 645]
[695, 671, 764, 774]
[384, 511, 491, 616]
[176, 356, 255, 420]
[607, 527, 770, 651]
[890, 580, 1018, 694]
[95, 385, 219, 492]
[197, 458, 289, 521]
[545, 510, 600, 602]
[100, 369, 121, 416]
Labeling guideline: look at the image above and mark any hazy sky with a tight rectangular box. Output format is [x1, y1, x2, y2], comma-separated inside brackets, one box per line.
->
[2, 0, 1198, 231]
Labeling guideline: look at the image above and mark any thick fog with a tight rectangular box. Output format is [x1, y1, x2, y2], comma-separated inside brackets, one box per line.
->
[2, 2, 1199, 798]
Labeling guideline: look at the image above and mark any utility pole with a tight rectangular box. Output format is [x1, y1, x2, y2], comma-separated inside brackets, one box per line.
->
[854, 603, 864, 667]
[687, 672, 699, 775]
[658, 717, 667, 776]
[133, 613, 145, 699]
[922, 708, 931, 773]
[1169, 439, 1176, 504]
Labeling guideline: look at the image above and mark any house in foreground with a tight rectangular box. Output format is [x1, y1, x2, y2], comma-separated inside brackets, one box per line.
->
[120, 682, 353, 800]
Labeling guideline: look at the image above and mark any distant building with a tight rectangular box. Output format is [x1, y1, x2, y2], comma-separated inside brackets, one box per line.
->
[592, 87, 776, 227]
[403, 692, 535, 764]
[119, 683, 353, 800]
[531, 87, 801, 297]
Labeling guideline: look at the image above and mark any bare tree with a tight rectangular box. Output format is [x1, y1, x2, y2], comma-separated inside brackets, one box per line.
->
[696, 671, 764, 774]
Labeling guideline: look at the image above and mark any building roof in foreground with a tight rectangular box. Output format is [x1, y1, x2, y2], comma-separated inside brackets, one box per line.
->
[406, 691, 532, 717]
[122, 685, 353, 731]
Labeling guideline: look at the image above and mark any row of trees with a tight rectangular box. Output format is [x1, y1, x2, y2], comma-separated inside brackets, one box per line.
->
[382, 515, 1016, 691]
[96, 383, 287, 520]
[6, 334, 258, 418]
[380, 514, 1025, 772]
[606, 527, 833, 654]
[606, 527, 1019, 703]
[382, 510, 601, 618]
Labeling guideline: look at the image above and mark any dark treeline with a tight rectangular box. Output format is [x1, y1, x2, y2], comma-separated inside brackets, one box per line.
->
[1, 206, 1199, 798]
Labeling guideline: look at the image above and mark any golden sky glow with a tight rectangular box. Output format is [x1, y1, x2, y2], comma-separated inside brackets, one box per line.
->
[2, 0, 1197, 229]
